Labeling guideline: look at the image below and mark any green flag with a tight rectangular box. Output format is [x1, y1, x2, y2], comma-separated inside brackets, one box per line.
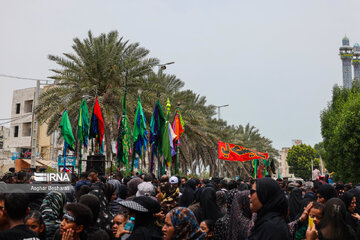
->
[77, 99, 89, 147]
[162, 121, 172, 166]
[117, 113, 132, 165]
[131, 96, 147, 172]
[252, 159, 258, 179]
[59, 110, 75, 150]
[133, 96, 148, 156]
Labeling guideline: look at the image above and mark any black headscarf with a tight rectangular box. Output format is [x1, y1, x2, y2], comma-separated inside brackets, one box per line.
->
[288, 187, 303, 221]
[248, 178, 290, 240]
[256, 178, 288, 218]
[318, 184, 338, 202]
[194, 187, 224, 223]
[179, 180, 196, 207]
[205, 182, 218, 191]
[318, 198, 357, 240]
[216, 191, 227, 214]
[213, 189, 239, 240]
[340, 191, 360, 237]
[118, 184, 128, 200]
[238, 183, 249, 191]
[127, 177, 143, 197]
[127, 196, 162, 240]
[102, 183, 116, 203]
[89, 188, 114, 232]
[341, 191, 355, 210]
[79, 194, 100, 226]
[351, 187, 360, 213]
[228, 190, 253, 240]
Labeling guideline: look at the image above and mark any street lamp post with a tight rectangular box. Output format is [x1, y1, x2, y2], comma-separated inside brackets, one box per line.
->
[157, 62, 175, 70]
[216, 104, 229, 120]
[156, 62, 174, 178]
[215, 104, 229, 177]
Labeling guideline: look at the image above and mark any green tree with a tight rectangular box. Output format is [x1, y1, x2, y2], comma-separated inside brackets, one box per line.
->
[287, 144, 319, 180]
[314, 142, 326, 159]
[321, 81, 360, 182]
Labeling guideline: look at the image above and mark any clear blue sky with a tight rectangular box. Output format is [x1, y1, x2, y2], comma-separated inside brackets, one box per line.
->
[1, 0, 359, 150]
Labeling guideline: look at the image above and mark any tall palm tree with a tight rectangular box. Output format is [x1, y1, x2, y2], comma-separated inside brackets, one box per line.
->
[36, 30, 159, 162]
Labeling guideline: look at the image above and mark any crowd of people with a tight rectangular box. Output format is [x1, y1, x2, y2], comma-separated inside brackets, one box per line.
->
[0, 169, 359, 240]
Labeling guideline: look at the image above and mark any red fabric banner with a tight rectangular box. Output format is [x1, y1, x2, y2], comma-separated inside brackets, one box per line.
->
[218, 141, 269, 162]
[94, 98, 104, 147]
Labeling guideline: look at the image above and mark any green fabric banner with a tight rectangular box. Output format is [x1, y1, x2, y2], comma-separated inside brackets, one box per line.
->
[60, 110, 75, 150]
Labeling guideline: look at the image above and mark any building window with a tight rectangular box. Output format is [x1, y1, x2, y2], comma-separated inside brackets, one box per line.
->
[16, 103, 20, 114]
[22, 122, 32, 137]
[14, 126, 19, 137]
[24, 100, 33, 113]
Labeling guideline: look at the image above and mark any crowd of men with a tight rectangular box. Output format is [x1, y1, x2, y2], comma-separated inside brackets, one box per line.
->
[0, 169, 359, 240]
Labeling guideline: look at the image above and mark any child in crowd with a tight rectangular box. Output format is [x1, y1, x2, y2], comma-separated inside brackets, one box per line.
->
[25, 210, 46, 240]
[112, 212, 129, 239]
[295, 202, 325, 240]
[200, 219, 215, 239]
[59, 203, 93, 240]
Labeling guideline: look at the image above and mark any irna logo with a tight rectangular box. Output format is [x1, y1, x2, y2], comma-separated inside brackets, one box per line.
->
[34, 173, 70, 182]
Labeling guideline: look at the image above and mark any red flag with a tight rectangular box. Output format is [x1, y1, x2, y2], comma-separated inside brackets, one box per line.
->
[94, 98, 104, 147]
[218, 141, 268, 162]
[258, 163, 262, 178]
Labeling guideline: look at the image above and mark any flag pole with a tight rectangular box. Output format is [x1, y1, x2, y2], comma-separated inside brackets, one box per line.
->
[63, 142, 67, 173]
[124, 72, 130, 176]
[164, 98, 171, 175]
[130, 97, 139, 175]
[131, 91, 143, 175]
[174, 103, 180, 175]
[158, 155, 161, 179]
[79, 144, 82, 173]
[175, 144, 178, 175]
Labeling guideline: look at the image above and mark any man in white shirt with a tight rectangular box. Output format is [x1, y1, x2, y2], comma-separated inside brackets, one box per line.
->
[312, 168, 320, 181]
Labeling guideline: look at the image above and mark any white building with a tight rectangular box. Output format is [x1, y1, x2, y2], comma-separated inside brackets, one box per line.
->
[8, 87, 35, 157]
[278, 140, 303, 178]
[279, 147, 290, 178]
[5, 87, 73, 173]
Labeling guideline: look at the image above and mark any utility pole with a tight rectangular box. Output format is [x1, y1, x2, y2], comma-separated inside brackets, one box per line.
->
[311, 158, 314, 177]
[50, 131, 56, 162]
[30, 80, 40, 169]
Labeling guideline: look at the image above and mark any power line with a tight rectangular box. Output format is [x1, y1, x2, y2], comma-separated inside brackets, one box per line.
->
[0, 74, 52, 82]
[0, 114, 33, 126]
[0, 114, 32, 121]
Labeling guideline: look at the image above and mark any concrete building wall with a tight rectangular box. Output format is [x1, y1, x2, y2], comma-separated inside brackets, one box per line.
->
[39, 122, 51, 160]
[279, 147, 290, 178]
[0, 126, 10, 152]
[1, 86, 65, 174]
[0, 126, 14, 174]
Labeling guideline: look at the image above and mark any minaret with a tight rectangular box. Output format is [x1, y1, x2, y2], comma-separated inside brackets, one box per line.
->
[339, 36, 353, 88]
[353, 43, 360, 81]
